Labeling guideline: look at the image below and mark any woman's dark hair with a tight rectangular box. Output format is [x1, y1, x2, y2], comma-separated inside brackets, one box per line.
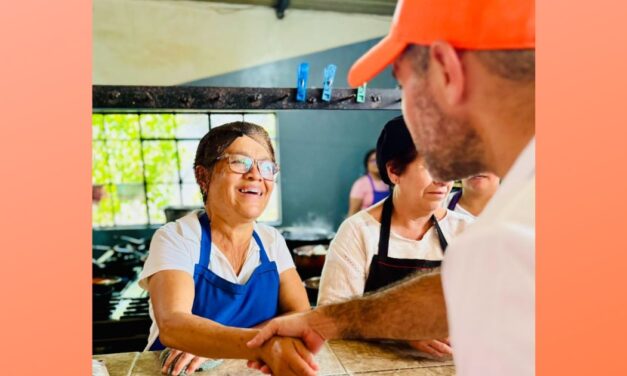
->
[362, 148, 376, 172]
[375, 116, 418, 186]
[194, 121, 275, 203]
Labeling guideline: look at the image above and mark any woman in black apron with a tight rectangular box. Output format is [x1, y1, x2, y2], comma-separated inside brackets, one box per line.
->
[319, 116, 474, 358]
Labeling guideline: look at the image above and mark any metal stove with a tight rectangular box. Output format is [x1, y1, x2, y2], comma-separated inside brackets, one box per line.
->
[93, 238, 152, 354]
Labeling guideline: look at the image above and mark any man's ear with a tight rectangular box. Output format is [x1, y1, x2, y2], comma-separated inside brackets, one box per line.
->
[429, 40, 466, 106]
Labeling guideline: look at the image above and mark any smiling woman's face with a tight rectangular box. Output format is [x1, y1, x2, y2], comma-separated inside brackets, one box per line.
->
[206, 135, 275, 223]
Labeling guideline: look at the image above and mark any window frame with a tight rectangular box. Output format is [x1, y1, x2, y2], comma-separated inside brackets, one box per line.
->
[92, 112, 282, 229]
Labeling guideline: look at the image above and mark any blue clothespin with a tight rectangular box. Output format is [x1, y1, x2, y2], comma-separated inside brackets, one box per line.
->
[356, 83, 367, 103]
[321, 64, 337, 102]
[296, 62, 309, 102]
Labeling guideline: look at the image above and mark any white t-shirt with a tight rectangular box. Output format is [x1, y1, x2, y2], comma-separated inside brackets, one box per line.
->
[444, 191, 475, 218]
[138, 210, 295, 349]
[317, 204, 473, 305]
[443, 139, 535, 376]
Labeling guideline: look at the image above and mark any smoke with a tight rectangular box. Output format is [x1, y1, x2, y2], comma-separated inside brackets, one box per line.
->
[290, 212, 334, 233]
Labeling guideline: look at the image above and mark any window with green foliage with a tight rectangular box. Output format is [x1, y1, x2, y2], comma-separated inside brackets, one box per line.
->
[92, 113, 281, 227]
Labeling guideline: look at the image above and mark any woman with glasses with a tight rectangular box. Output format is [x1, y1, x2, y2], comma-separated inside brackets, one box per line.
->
[318, 116, 474, 359]
[139, 122, 316, 376]
[347, 148, 390, 216]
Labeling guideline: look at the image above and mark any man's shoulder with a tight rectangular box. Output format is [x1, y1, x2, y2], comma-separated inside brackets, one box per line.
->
[483, 174, 534, 229]
[448, 173, 535, 253]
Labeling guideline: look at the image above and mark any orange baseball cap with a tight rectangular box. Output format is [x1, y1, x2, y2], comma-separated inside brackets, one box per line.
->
[348, 0, 535, 87]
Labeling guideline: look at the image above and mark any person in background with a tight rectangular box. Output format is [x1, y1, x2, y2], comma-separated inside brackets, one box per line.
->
[445, 173, 500, 218]
[347, 149, 390, 216]
[139, 122, 317, 376]
[318, 116, 473, 358]
[92, 185, 105, 203]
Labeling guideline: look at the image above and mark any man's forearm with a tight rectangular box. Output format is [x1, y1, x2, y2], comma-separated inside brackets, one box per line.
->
[311, 272, 448, 341]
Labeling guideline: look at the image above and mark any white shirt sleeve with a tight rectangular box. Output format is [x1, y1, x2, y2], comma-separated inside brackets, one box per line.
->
[443, 221, 535, 376]
[138, 226, 195, 290]
[317, 218, 369, 305]
[270, 228, 296, 274]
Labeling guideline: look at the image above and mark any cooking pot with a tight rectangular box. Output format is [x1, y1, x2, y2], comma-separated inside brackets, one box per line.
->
[93, 276, 124, 320]
[303, 276, 321, 306]
[277, 226, 335, 251]
[93, 276, 124, 297]
[293, 244, 328, 280]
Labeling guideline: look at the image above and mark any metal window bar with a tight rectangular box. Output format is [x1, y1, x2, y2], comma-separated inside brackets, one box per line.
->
[96, 113, 205, 226]
[94, 111, 281, 227]
[137, 120, 151, 224]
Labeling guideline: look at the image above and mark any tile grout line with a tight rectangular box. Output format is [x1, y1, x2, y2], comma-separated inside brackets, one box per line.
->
[126, 352, 140, 376]
[327, 341, 350, 376]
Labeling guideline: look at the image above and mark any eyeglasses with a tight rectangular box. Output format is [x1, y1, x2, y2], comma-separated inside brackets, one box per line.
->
[216, 153, 280, 181]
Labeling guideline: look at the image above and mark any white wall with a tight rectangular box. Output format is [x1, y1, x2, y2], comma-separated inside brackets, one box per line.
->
[93, 0, 391, 85]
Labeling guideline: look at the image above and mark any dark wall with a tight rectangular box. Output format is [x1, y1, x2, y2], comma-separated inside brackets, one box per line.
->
[187, 38, 400, 229]
[276, 110, 396, 229]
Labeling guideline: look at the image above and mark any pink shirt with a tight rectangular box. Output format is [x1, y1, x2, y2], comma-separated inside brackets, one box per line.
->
[350, 175, 389, 209]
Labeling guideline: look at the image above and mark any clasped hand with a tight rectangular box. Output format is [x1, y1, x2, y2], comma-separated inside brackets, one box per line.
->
[247, 312, 326, 375]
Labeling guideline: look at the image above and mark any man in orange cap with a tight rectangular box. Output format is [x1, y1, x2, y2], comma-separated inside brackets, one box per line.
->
[248, 1, 535, 375]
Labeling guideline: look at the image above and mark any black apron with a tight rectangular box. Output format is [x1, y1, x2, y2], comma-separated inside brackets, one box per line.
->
[363, 196, 449, 293]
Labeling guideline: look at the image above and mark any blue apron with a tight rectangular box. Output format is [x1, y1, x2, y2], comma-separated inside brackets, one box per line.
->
[150, 213, 280, 350]
[367, 174, 390, 206]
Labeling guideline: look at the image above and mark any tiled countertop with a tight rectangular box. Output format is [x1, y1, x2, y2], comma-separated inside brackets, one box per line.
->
[94, 340, 454, 375]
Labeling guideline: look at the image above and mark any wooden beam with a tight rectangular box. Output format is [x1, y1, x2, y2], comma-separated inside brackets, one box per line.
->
[93, 85, 401, 112]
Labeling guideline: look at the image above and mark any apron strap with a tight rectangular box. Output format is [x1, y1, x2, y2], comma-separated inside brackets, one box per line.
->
[367, 173, 386, 193]
[198, 212, 212, 268]
[430, 214, 449, 252]
[252, 230, 270, 264]
[377, 194, 394, 259]
[199, 214, 270, 268]
[447, 190, 462, 210]
[378, 195, 449, 259]
[367, 174, 376, 192]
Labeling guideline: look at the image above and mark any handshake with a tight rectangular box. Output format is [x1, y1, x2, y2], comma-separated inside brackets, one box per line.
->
[244, 309, 451, 375]
[245, 311, 329, 376]
[160, 311, 327, 376]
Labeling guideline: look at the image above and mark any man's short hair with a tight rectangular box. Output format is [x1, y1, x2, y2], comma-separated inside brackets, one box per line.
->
[405, 45, 535, 82]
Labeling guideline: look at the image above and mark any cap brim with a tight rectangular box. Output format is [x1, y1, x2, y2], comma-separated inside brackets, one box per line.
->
[348, 34, 407, 88]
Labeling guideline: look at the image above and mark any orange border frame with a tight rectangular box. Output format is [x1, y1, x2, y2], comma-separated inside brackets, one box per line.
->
[0, 0, 91, 374]
[1, 0, 627, 374]
[537, 0, 627, 374]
